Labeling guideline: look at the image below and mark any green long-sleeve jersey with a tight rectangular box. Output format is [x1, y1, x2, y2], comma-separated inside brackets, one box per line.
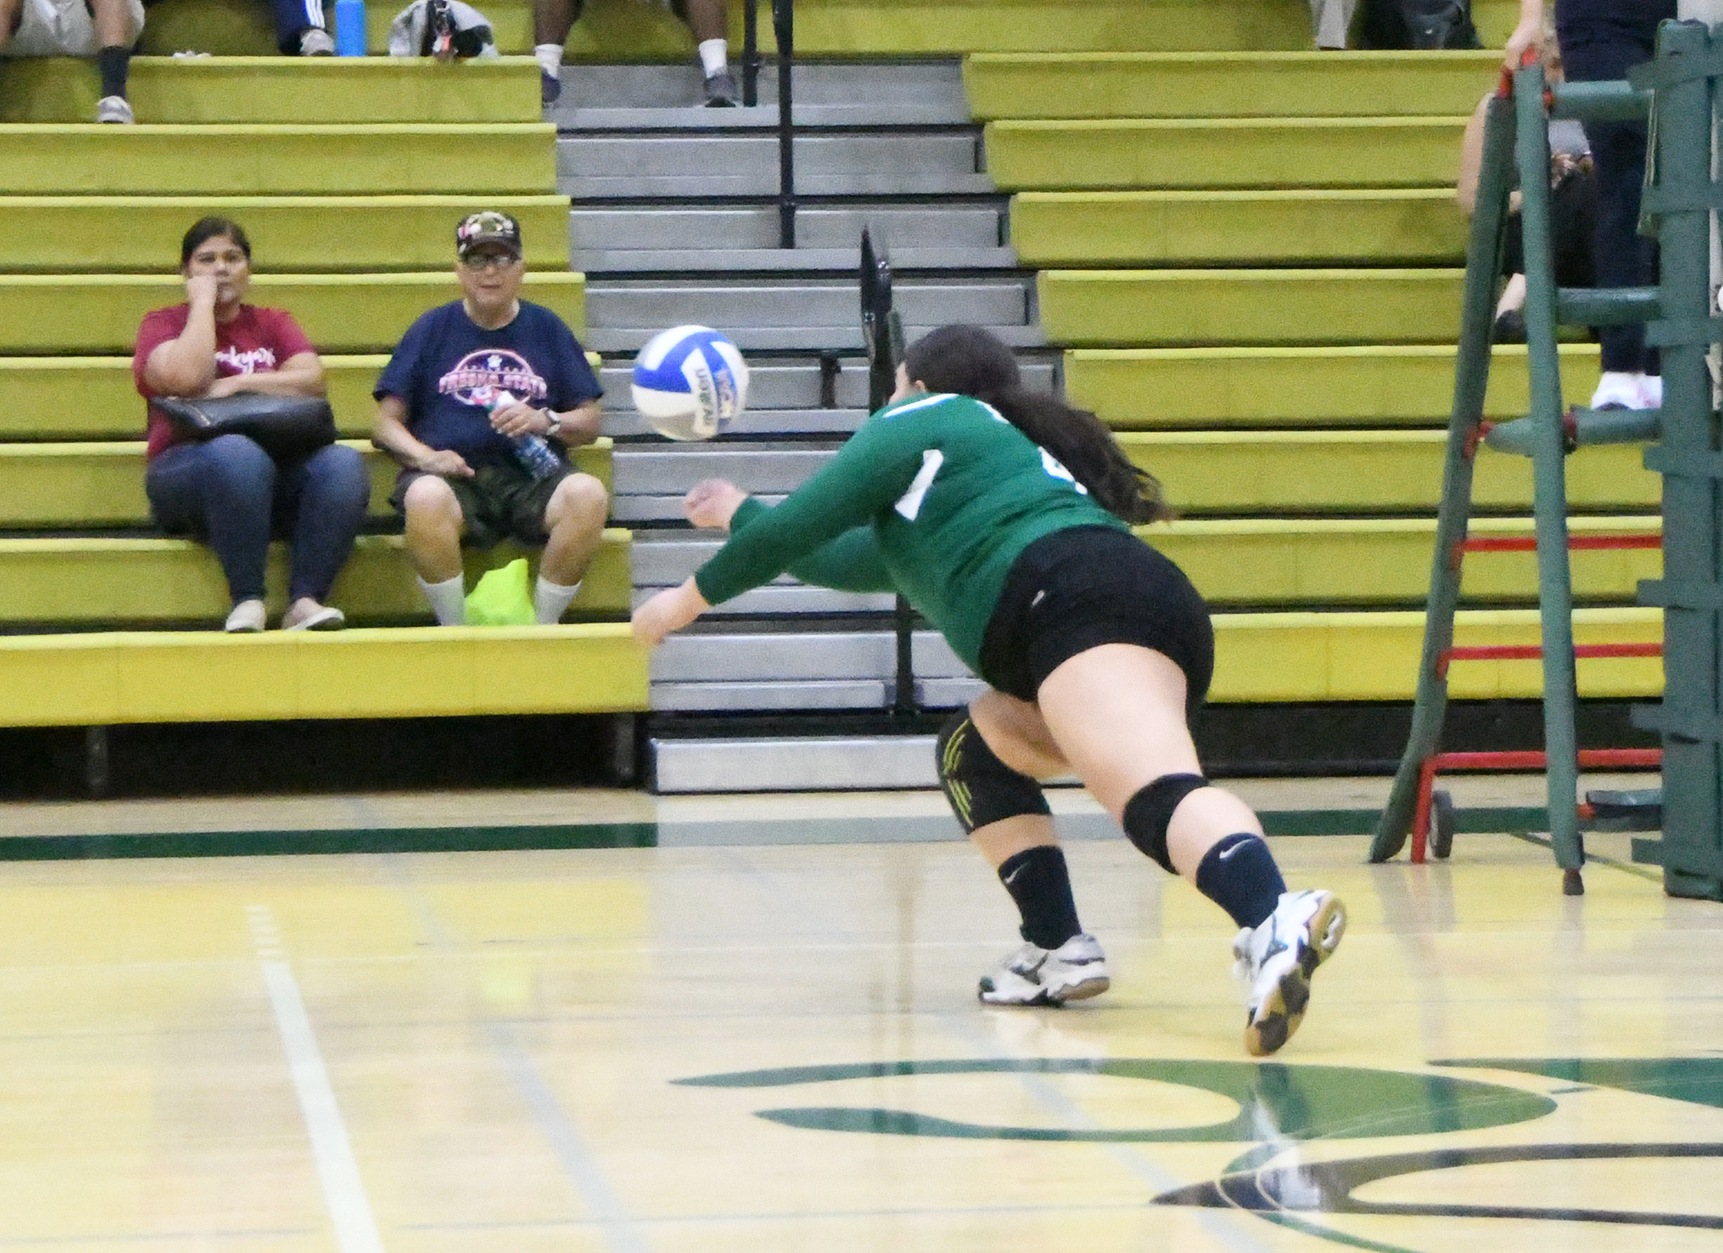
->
[693, 391, 1127, 672]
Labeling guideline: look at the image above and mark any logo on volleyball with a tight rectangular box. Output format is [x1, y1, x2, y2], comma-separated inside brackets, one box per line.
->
[438, 350, 547, 409]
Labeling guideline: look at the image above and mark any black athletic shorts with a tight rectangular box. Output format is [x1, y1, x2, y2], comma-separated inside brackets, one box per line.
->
[390, 460, 570, 549]
[977, 525, 1214, 713]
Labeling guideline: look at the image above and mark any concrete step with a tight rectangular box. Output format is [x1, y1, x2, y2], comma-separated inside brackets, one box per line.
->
[608, 407, 870, 440]
[554, 60, 967, 114]
[614, 444, 836, 497]
[574, 246, 1018, 275]
[586, 322, 1046, 355]
[571, 204, 1005, 252]
[583, 277, 1032, 335]
[650, 734, 942, 792]
[601, 357, 867, 410]
[560, 133, 990, 198]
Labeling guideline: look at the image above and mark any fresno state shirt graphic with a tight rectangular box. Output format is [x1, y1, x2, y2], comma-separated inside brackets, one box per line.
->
[438, 349, 549, 409]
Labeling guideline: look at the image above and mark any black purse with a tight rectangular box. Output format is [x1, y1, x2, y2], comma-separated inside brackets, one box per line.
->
[156, 392, 339, 460]
[1362, 0, 1480, 49]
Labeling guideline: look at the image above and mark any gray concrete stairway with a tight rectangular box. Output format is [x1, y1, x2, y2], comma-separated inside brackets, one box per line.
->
[556, 61, 1047, 785]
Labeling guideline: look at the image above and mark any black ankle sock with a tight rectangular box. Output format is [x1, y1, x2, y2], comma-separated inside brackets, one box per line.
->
[997, 845, 1082, 950]
[1195, 833, 1287, 930]
[98, 45, 129, 99]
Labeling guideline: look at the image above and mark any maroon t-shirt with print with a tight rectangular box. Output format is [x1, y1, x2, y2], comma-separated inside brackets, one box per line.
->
[132, 304, 317, 460]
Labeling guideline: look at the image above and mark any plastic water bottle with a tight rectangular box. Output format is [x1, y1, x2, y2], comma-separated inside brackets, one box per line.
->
[334, 0, 366, 56]
[492, 391, 563, 481]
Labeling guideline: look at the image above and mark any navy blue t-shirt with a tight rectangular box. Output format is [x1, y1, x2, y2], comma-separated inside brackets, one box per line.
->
[374, 300, 603, 468]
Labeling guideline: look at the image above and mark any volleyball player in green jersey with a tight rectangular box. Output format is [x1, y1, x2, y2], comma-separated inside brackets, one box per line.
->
[633, 325, 1346, 1056]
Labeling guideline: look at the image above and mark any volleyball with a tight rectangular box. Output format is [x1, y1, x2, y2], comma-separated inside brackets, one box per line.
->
[630, 325, 749, 441]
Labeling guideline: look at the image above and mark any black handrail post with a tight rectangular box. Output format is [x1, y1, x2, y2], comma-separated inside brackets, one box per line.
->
[860, 229, 917, 718]
[773, 0, 795, 248]
[741, 0, 759, 107]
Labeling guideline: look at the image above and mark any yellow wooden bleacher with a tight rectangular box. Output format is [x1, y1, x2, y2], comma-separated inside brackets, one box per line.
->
[0, 56, 648, 727]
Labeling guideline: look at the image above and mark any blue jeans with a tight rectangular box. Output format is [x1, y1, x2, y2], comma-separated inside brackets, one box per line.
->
[145, 435, 369, 605]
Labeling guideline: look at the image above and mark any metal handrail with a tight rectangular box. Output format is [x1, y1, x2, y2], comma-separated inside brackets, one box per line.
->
[739, 0, 797, 246]
[861, 229, 916, 716]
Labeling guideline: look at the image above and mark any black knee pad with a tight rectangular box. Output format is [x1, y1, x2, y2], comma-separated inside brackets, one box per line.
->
[935, 711, 1051, 834]
[1122, 773, 1210, 872]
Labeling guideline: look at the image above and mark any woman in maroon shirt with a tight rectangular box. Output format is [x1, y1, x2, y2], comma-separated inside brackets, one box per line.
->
[134, 217, 368, 632]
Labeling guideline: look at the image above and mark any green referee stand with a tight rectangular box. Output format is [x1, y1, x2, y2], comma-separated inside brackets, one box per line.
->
[1372, 22, 1723, 900]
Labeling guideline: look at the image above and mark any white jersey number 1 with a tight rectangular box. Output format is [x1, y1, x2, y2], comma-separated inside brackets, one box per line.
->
[894, 450, 945, 520]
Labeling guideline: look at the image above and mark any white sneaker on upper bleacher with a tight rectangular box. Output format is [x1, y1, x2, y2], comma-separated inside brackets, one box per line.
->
[299, 27, 334, 54]
[1232, 889, 1346, 1056]
[95, 96, 134, 124]
[1590, 370, 1652, 410]
[1638, 374, 1663, 410]
[978, 932, 1110, 1006]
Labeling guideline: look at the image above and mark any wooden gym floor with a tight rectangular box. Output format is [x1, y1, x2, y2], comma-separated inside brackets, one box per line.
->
[0, 776, 1715, 1252]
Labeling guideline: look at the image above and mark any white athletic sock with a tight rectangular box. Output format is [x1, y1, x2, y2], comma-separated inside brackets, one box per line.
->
[534, 576, 581, 625]
[535, 43, 564, 78]
[418, 573, 467, 626]
[698, 38, 728, 77]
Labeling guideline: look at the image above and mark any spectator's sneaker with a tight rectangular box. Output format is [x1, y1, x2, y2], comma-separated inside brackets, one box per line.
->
[1233, 889, 1346, 1056]
[978, 933, 1110, 1006]
[299, 27, 335, 55]
[541, 71, 562, 106]
[703, 69, 738, 107]
[1589, 370, 1649, 411]
[282, 601, 345, 631]
[1638, 373, 1663, 410]
[95, 96, 134, 124]
[1492, 307, 1526, 343]
[224, 599, 267, 633]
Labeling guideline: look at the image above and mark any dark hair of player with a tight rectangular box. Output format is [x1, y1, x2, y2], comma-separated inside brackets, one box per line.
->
[179, 217, 253, 268]
[901, 324, 1171, 525]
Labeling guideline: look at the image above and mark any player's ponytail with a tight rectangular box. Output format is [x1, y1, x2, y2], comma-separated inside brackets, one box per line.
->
[900, 325, 1171, 525]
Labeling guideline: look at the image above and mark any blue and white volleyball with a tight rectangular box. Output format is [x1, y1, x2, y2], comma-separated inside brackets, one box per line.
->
[630, 325, 749, 441]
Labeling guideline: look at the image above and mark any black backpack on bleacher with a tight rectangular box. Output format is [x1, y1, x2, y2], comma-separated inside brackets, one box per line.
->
[1362, 0, 1481, 48]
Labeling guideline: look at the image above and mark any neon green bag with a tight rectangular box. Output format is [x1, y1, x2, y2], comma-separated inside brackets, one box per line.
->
[464, 557, 536, 626]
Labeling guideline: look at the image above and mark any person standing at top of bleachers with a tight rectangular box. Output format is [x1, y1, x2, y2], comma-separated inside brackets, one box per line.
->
[135, 217, 370, 633]
[535, 0, 736, 107]
[1503, 0, 1674, 411]
[0, 0, 143, 121]
[371, 211, 609, 627]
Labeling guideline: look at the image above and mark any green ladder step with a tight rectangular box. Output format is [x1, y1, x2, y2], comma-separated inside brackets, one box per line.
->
[1065, 345, 1602, 428]
[0, 124, 554, 195]
[1117, 429, 1657, 513]
[986, 117, 1465, 190]
[0, 439, 611, 528]
[1040, 269, 1463, 347]
[966, 51, 1500, 119]
[1011, 190, 1467, 266]
[0, 196, 570, 274]
[1209, 607, 1660, 703]
[0, 623, 648, 726]
[0, 532, 631, 624]
[0, 271, 584, 354]
[1151, 516, 1659, 606]
[0, 353, 607, 441]
[0, 57, 541, 124]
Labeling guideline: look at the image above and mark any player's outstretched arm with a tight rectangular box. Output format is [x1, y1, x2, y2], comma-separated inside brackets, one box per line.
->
[632, 578, 711, 648]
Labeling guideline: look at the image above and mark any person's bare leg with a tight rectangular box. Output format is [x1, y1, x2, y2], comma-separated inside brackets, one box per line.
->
[682, 0, 726, 42]
[539, 472, 607, 586]
[1034, 644, 1345, 1054]
[534, 0, 573, 46]
[402, 476, 464, 582]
